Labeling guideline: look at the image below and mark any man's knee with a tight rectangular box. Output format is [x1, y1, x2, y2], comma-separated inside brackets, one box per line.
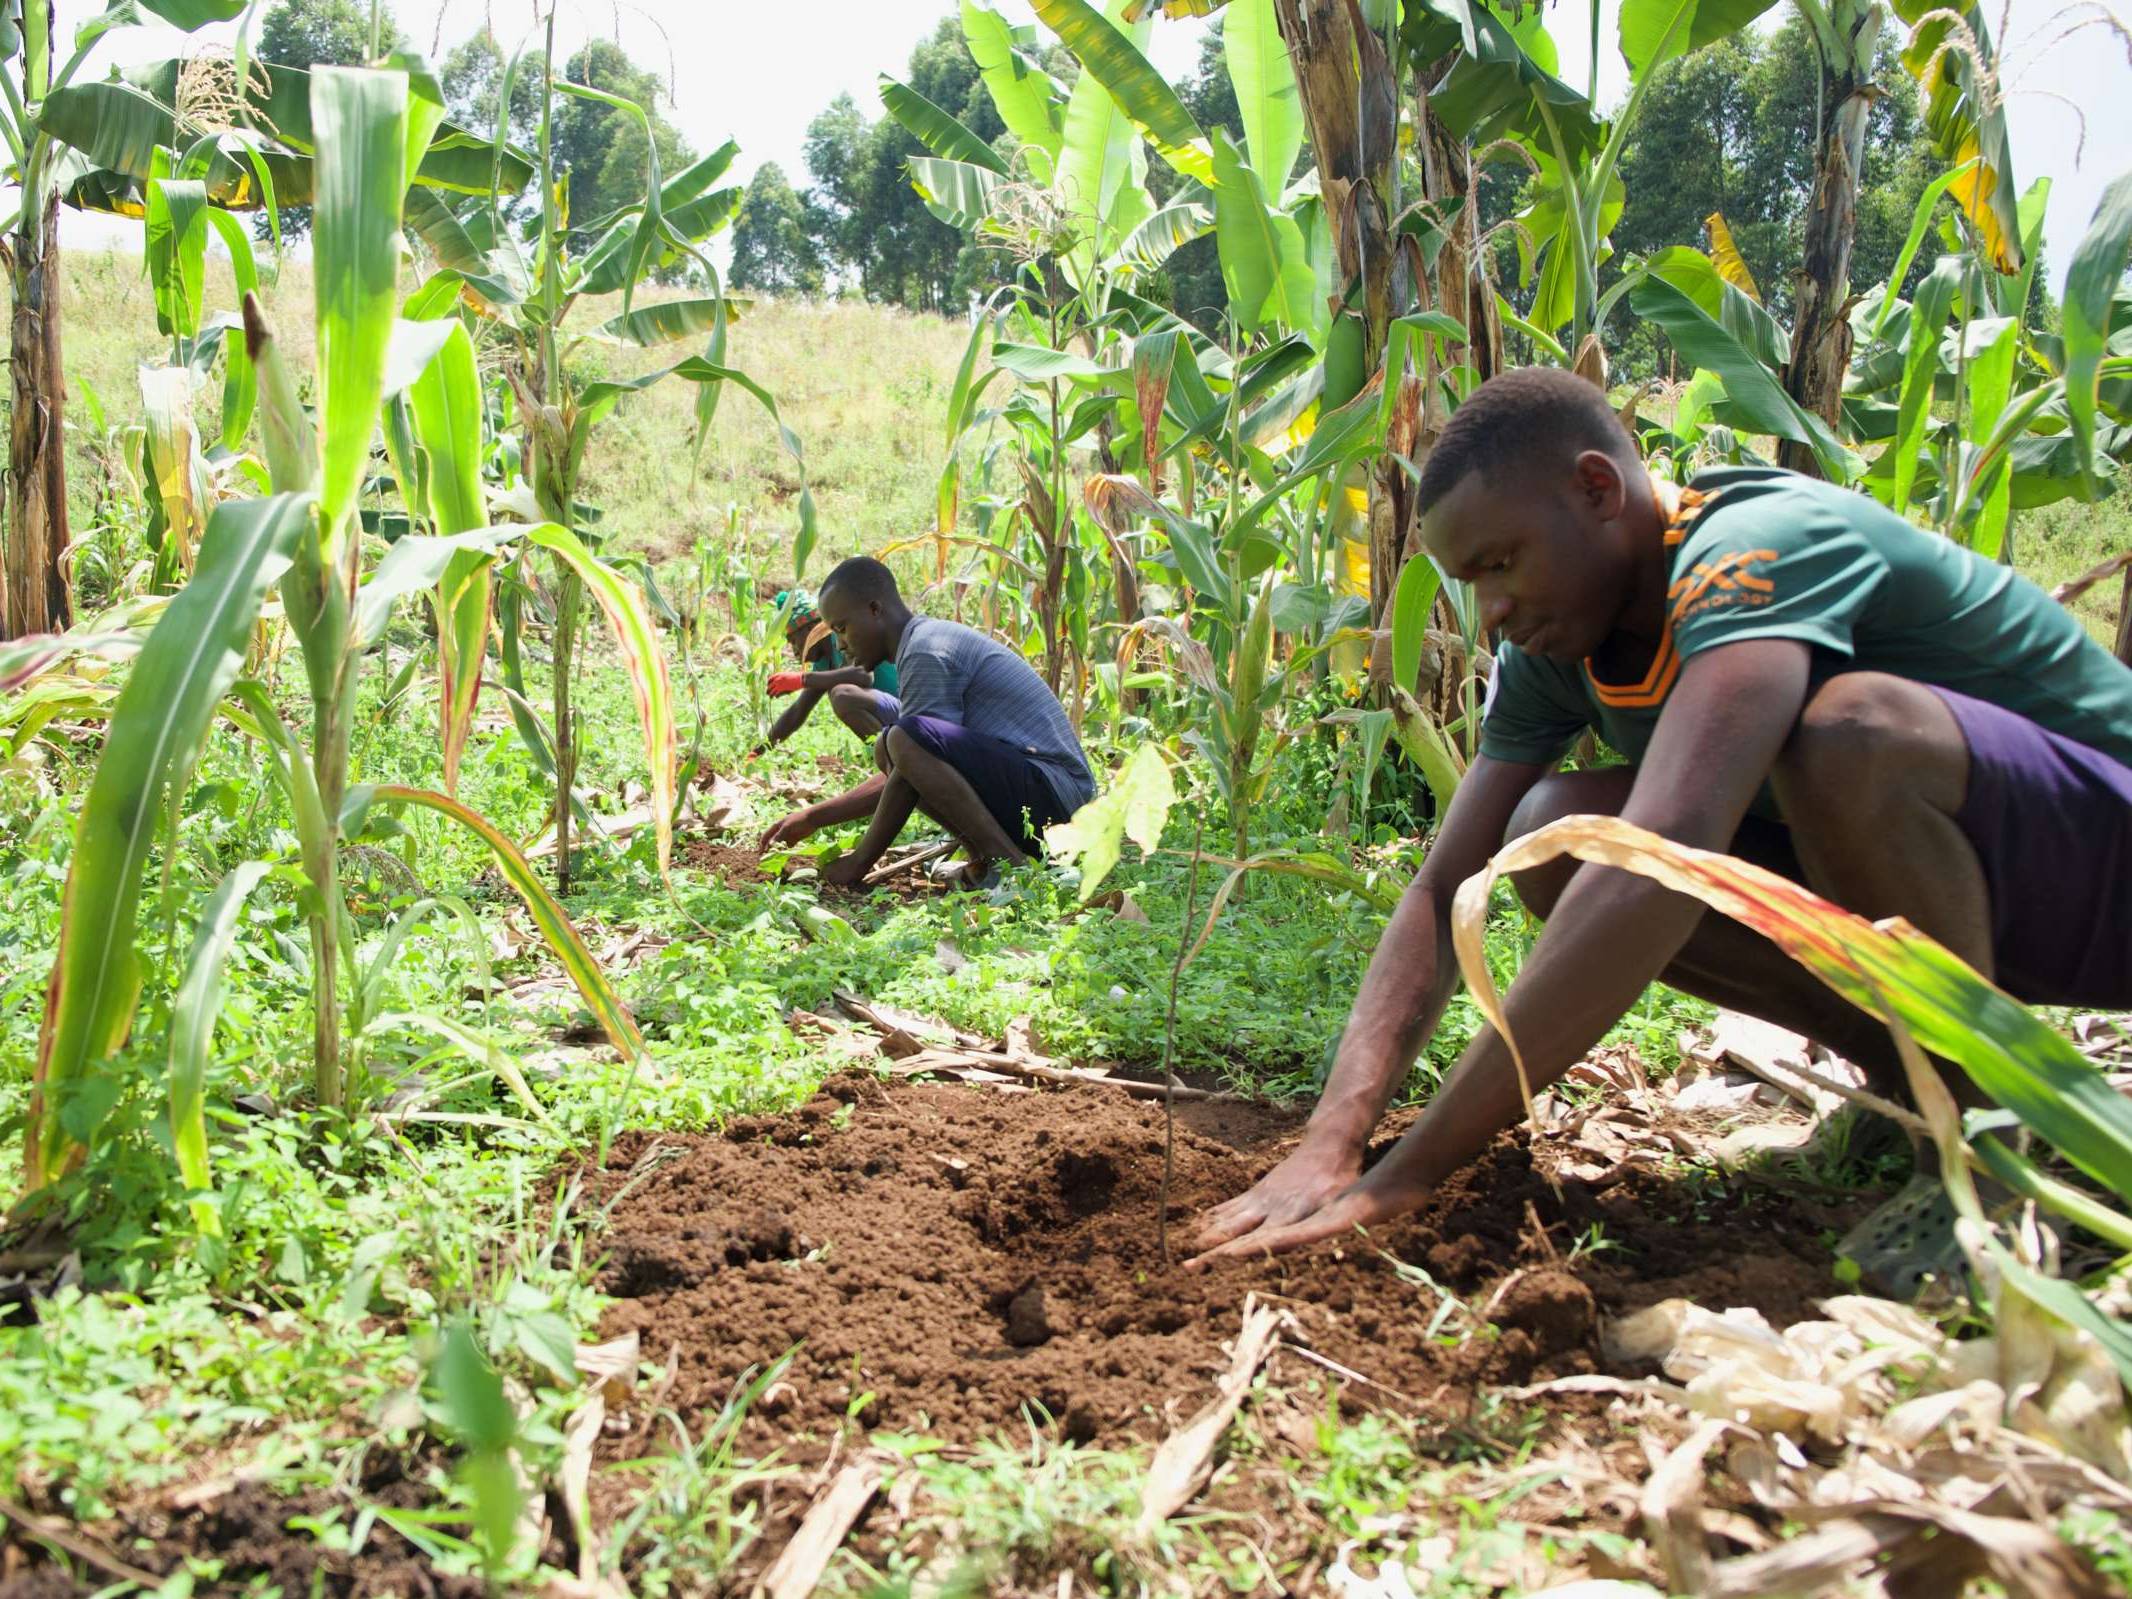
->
[1504, 768, 1632, 920]
[1772, 673, 1958, 819]
[882, 723, 916, 770]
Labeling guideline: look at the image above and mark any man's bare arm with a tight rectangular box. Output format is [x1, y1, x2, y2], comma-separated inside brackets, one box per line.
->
[1194, 638, 1812, 1261]
[1191, 754, 1548, 1251]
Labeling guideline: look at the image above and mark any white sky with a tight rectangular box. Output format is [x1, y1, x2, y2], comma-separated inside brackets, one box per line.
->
[43, 0, 2132, 295]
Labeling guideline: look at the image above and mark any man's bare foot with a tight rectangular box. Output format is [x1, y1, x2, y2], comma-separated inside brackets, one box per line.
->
[930, 857, 1003, 891]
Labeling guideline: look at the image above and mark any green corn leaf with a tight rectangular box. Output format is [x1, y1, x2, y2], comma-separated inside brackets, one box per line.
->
[370, 785, 647, 1062]
[204, 210, 259, 451]
[1885, 254, 1963, 516]
[169, 860, 271, 1236]
[1223, 0, 1302, 193]
[1871, 159, 1978, 340]
[1034, 0, 1211, 182]
[526, 526, 678, 880]
[144, 177, 209, 340]
[28, 493, 311, 1189]
[962, 0, 1063, 183]
[1390, 552, 1444, 696]
[881, 75, 1008, 172]
[2062, 171, 2132, 500]
[312, 66, 409, 545]
[408, 322, 493, 795]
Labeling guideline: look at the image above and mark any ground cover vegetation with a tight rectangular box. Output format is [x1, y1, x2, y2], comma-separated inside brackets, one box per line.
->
[0, 0, 2129, 1593]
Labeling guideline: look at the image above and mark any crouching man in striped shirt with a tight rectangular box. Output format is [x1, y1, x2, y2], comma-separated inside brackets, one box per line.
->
[757, 557, 1097, 890]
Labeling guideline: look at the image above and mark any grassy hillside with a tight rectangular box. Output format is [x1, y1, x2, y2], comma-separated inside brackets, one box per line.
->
[55, 249, 971, 588]
[47, 247, 2130, 645]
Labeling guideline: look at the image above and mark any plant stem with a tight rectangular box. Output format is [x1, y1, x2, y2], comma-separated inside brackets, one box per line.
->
[1158, 812, 1209, 1267]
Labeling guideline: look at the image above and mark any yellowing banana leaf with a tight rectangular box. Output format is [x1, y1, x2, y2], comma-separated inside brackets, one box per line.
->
[1893, 0, 2021, 274]
[27, 493, 311, 1190]
[368, 785, 647, 1063]
[1035, 0, 1213, 183]
[1703, 210, 1760, 300]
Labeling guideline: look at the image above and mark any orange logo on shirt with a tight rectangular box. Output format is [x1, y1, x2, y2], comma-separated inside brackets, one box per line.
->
[1669, 549, 1778, 621]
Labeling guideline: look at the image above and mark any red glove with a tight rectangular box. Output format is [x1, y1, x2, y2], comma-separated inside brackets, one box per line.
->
[768, 671, 805, 697]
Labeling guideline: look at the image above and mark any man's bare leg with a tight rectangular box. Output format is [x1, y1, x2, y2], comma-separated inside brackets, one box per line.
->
[883, 724, 1027, 878]
[829, 683, 888, 742]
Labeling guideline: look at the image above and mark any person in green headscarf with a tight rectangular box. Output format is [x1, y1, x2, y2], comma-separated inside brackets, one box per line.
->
[749, 587, 903, 758]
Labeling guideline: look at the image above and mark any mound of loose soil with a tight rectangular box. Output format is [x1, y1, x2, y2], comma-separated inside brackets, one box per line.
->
[585, 1079, 1848, 1454]
[680, 838, 765, 883]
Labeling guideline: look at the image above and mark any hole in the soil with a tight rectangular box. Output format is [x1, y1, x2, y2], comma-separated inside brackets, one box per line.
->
[1000, 1279, 1053, 1347]
[1053, 1149, 1118, 1216]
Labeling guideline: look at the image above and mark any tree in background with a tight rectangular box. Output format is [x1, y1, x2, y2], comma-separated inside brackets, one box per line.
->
[551, 39, 696, 276]
[802, 16, 1014, 311]
[440, 27, 541, 161]
[731, 163, 825, 295]
[252, 0, 405, 240]
[1606, 14, 1936, 382]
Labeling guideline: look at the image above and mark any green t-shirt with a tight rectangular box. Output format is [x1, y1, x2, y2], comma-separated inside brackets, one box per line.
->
[1480, 466, 2132, 780]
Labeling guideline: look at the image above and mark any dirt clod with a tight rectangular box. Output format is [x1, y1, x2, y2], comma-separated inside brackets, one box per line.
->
[1495, 1268, 1598, 1354]
[1004, 1279, 1054, 1347]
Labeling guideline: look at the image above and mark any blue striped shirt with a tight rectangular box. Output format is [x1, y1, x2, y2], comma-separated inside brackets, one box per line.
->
[894, 617, 1096, 814]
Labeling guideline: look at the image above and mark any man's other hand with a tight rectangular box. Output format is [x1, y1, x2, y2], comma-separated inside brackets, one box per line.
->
[820, 854, 869, 889]
[760, 810, 815, 851]
[1186, 1167, 1427, 1270]
[768, 671, 806, 697]
[1187, 1142, 1362, 1257]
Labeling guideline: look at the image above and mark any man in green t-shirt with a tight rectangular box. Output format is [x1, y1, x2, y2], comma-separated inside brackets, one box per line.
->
[1191, 368, 2132, 1287]
[749, 588, 903, 758]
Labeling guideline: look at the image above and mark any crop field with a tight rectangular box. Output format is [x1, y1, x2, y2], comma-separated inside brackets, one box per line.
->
[0, 1, 2129, 1596]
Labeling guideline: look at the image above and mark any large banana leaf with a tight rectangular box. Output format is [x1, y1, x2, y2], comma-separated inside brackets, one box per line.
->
[880, 76, 1008, 173]
[1054, 0, 1157, 278]
[1619, 0, 1779, 78]
[962, 0, 1063, 184]
[135, 0, 246, 25]
[1409, 0, 1604, 164]
[598, 296, 739, 348]
[908, 157, 1004, 230]
[1112, 197, 1213, 271]
[1892, 0, 2020, 274]
[574, 139, 740, 236]
[1034, 0, 1213, 183]
[312, 68, 409, 545]
[1630, 272, 1855, 479]
[1223, 0, 1303, 194]
[26, 494, 311, 1190]
[2062, 172, 2132, 500]
[1210, 128, 1313, 336]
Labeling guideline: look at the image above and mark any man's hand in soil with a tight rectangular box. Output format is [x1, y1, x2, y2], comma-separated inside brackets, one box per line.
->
[1189, 1140, 1359, 1257]
[760, 809, 817, 851]
[819, 853, 869, 889]
[1187, 1165, 1429, 1268]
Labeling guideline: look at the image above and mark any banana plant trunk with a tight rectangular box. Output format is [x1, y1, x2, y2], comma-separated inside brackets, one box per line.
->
[1275, 0, 1402, 625]
[4, 189, 72, 638]
[1780, 3, 1881, 478]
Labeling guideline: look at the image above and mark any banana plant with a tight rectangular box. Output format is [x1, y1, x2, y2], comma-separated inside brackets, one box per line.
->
[23, 63, 641, 1216]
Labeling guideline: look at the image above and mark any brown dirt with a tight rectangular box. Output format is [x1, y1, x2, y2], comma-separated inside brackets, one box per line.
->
[583, 1077, 1852, 1457]
[0, 1456, 487, 1599]
[681, 837, 765, 883]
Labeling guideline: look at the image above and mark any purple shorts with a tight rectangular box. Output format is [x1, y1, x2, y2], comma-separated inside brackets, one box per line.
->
[880, 712, 1077, 853]
[1935, 687, 2132, 1007]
